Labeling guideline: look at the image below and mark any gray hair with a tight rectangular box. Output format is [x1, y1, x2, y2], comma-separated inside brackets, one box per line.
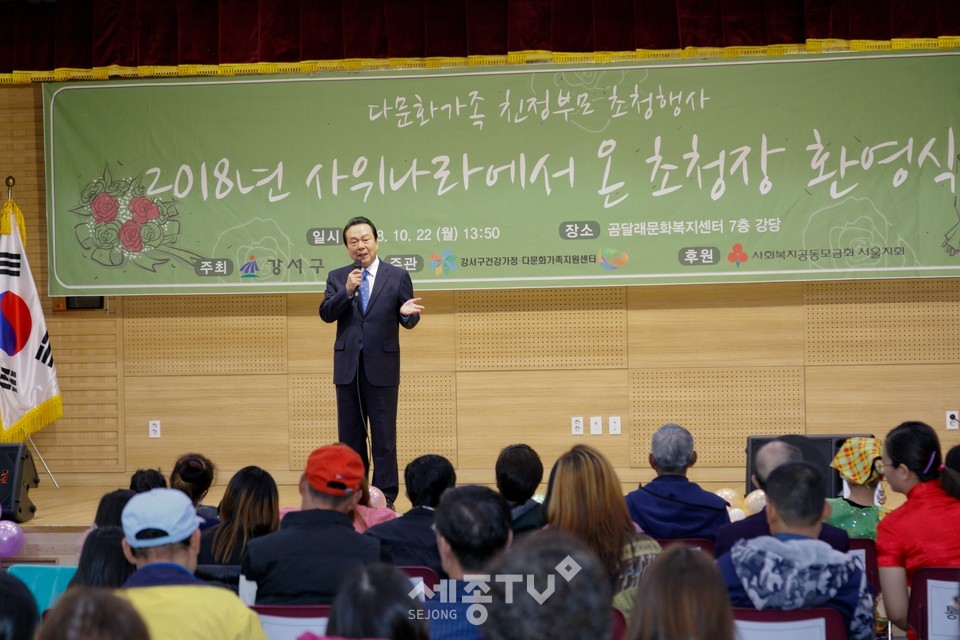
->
[651, 423, 694, 472]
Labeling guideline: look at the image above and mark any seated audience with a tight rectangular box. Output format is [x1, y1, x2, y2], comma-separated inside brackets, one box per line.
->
[714, 439, 849, 557]
[877, 421, 960, 632]
[718, 461, 874, 640]
[545, 444, 661, 618]
[240, 443, 387, 604]
[118, 488, 266, 639]
[39, 588, 150, 640]
[69, 525, 136, 589]
[77, 488, 136, 552]
[484, 530, 612, 640]
[326, 563, 430, 640]
[495, 443, 546, 536]
[825, 436, 888, 539]
[629, 544, 735, 640]
[625, 423, 730, 541]
[365, 453, 456, 577]
[198, 465, 279, 565]
[129, 468, 166, 492]
[170, 452, 219, 530]
[428, 484, 512, 640]
[351, 477, 399, 533]
[0, 571, 39, 640]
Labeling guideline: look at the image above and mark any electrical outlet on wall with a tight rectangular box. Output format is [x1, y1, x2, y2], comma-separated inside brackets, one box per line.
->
[149, 420, 161, 438]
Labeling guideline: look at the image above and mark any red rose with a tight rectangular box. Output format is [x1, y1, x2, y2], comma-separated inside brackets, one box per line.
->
[90, 193, 119, 223]
[129, 196, 160, 224]
[120, 220, 144, 252]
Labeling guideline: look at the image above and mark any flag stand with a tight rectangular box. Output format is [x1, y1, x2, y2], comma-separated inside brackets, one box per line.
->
[28, 436, 60, 490]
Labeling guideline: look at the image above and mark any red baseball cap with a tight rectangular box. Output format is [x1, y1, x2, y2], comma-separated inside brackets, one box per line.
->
[305, 444, 364, 496]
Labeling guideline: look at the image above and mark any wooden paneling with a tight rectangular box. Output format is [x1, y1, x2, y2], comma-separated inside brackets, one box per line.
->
[805, 280, 960, 364]
[286, 294, 337, 375]
[629, 283, 805, 368]
[457, 288, 626, 370]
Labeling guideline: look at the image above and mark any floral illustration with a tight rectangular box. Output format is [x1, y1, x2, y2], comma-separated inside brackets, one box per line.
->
[429, 248, 457, 276]
[71, 165, 205, 272]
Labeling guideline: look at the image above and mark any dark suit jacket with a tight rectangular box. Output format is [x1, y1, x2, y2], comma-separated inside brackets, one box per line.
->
[319, 259, 419, 386]
[364, 506, 444, 578]
[713, 507, 850, 558]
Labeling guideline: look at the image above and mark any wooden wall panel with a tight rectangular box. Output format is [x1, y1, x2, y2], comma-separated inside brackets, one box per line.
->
[629, 283, 805, 368]
[287, 294, 337, 375]
[456, 288, 626, 370]
[398, 373, 457, 467]
[805, 280, 960, 364]
[630, 368, 805, 470]
[289, 374, 339, 470]
[399, 291, 456, 373]
[124, 375, 292, 479]
[123, 295, 287, 375]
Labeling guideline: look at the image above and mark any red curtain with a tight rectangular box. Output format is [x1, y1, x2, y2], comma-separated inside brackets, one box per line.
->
[1, 0, 958, 74]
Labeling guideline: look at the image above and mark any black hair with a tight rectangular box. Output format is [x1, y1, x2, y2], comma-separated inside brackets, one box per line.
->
[434, 485, 511, 572]
[342, 216, 378, 244]
[129, 468, 166, 493]
[0, 571, 39, 640]
[93, 489, 136, 527]
[495, 444, 544, 504]
[885, 421, 945, 485]
[765, 461, 826, 527]
[170, 453, 216, 505]
[485, 530, 611, 640]
[69, 526, 136, 589]
[941, 444, 960, 499]
[404, 454, 456, 508]
[326, 563, 429, 640]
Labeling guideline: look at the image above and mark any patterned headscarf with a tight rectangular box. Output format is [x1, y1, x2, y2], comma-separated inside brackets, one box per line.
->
[831, 436, 884, 485]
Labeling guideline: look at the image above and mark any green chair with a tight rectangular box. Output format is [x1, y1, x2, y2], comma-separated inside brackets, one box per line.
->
[5, 564, 77, 613]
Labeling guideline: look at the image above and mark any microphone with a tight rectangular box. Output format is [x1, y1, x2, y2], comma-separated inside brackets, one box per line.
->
[352, 260, 362, 298]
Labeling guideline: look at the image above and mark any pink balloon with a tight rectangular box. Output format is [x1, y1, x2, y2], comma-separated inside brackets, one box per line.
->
[0, 520, 24, 558]
[368, 486, 387, 509]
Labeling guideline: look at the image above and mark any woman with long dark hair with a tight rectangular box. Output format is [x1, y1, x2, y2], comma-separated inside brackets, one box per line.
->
[198, 465, 280, 565]
[877, 421, 960, 633]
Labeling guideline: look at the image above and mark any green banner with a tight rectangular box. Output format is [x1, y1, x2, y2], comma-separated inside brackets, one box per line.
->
[44, 52, 960, 295]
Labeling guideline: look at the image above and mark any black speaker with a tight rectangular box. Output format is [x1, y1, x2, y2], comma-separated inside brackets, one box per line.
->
[745, 434, 873, 498]
[0, 444, 39, 523]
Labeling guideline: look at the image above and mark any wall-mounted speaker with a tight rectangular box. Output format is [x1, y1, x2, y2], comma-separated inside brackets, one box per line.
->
[0, 443, 39, 523]
[745, 434, 873, 498]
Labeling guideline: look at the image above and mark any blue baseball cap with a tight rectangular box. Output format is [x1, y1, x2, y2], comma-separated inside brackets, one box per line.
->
[121, 488, 204, 548]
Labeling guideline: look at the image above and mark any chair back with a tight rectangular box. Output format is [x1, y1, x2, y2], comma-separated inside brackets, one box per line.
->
[5, 564, 77, 613]
[250, 604, 331, 640]
[398, 565, 440, 601]
[732, 606, 848, 640]
[907, 566, 960, 640]
[847, 538, 880, 595]
[611, 606, 627, 640]
[654, 537, 715, 555]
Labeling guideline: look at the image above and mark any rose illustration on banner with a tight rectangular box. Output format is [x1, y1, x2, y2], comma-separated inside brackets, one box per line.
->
[71, 164, 205, 271]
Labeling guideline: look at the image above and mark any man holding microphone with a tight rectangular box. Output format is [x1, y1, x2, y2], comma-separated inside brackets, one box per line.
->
[320, 216, 424, 505]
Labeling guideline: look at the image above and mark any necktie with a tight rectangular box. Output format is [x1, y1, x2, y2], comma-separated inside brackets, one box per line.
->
[360, 269, 370, 313]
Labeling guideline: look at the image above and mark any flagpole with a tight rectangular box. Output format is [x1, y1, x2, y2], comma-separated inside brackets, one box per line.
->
[27, 435, 60, 490]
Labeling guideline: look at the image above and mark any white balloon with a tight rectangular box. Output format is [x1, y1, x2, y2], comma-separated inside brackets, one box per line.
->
[727, 507, 746, 522]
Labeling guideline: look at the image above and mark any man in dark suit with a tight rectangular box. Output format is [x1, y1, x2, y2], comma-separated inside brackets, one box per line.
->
[714, 439, 850, 557]
[320, 216, 423, 503]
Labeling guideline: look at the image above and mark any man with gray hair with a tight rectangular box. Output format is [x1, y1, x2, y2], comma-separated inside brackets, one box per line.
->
[625, 423, 730, 542]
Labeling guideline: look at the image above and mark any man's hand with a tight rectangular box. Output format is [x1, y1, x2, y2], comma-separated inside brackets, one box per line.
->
[346, 268, 363, 295]
[400, 297, 424, 317]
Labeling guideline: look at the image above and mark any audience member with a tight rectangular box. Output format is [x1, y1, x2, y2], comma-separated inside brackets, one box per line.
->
[170, 452, 219, 530]
[0, 571, 39, 640]
[365, 453, 456, 577]
[625, 423, 730, 541]
[39, 588, 150, 640]
[545, 444, 661, 618]
[69, 525, 136, 589]
[77, 488, 136, 553]
[714, 439, 850, 557]
[198, 465, 279, 565]
[351, 477, 399, 532]
[495, 443, 546, 536]
[326, 563, 430, 640]
[877, 421, 960, 632]
[629, 544, 735, 640]
[484, 530, 612, 640]
[428, 484, 512, 640]
[825, 436, 888, 539]
[717, 461, 874, 640]
[240, 443, 387, 605]
[129, 468, 166, 492]
[118, 487, 267, 640]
